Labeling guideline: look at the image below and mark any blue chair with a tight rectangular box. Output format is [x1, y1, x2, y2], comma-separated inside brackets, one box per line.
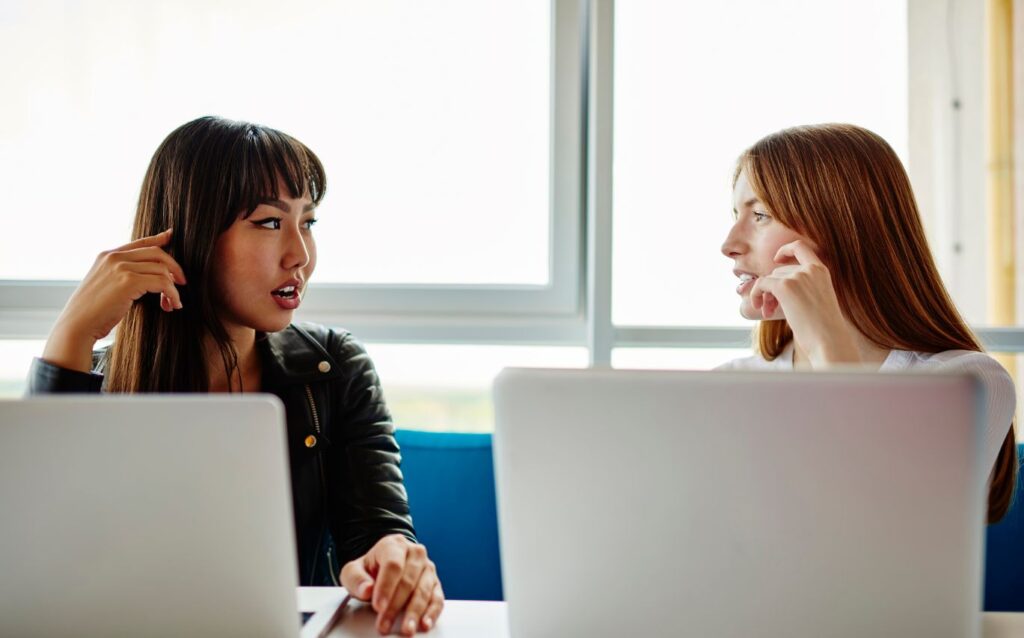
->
[984, 443, 1024, 611]
[395, 429, 503, 601]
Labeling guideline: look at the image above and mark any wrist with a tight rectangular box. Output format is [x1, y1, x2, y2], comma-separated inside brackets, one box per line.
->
[43, 323, 98, 373]
[806, 332, 861, 368]
[800, 312, 856, 367]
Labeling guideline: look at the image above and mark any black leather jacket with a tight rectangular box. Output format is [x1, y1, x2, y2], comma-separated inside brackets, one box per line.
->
[27, 322, 417, 586]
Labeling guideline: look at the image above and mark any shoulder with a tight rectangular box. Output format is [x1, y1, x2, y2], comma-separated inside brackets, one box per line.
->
[716, 354, 765, 370]
[885, 349, 1012, 380]
[887, 348, 1016, 432]
[287, 322, 350, 351]
[716, 349, 791, 371]
[264, 322, 378, 383]
[288, 322, 370, 363]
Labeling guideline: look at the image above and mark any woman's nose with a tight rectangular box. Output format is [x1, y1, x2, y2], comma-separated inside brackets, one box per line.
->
[721, 223, 745, 258]
[283, 231, 310, 270]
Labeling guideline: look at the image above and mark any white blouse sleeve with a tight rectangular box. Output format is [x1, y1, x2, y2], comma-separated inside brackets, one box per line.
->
[933, 352, 1017, 476]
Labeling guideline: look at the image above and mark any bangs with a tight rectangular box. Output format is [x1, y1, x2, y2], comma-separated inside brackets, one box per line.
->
[233, 124, 327, 218]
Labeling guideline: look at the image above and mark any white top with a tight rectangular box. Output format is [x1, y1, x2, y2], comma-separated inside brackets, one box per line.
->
[719, 346, 1017, 476]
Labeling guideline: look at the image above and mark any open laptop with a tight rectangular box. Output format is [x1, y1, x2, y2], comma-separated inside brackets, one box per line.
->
[493, 369, 987, 638]
[0, 396, 308, 638]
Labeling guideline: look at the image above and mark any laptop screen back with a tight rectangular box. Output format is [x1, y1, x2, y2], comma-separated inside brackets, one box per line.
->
[0, 395, 300, 638]
[493, 369, 985, 638]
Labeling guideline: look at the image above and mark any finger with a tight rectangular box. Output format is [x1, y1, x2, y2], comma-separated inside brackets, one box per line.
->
[400, 563, 436, 636]
[132, 273, 183, 309]
[120, 263, 183, 309]
[371, 539, 410, 615]
[749, 277, 771, 311]
[113, 228, 173, 252]
[762, 292, 778, 319]
[117, 246, 187, 284]
[774, 240, 822, 266]
[383, 549, 428, 635]
[766, 265, 799, 278]
[419, 584, 444, 632]
[380, 544, 423, 634]
[340, 558, 375, 602]
[385, 544, 427, 615]
[749, 277, 783, 319]
[120, 260, 176, 279]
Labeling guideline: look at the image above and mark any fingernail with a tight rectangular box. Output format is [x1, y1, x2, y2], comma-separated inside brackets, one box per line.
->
[405, 618, 416, 634]
[175, 301, 183, 310]
[378, 597, 389, 612]
[423, 616, 433, 629]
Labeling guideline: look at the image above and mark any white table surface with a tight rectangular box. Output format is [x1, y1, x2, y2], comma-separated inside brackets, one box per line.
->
[299, 587, 1024, 637]
[299, 587, 508, 638]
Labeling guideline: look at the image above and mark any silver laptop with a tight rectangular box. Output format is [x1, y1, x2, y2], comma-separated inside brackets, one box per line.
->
[0, 396, 303, 638]
[493, 369, 987, 638]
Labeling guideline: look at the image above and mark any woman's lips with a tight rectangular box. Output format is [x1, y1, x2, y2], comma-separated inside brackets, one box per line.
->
[736, 275, 757, 295]
[271, 291, 301, 310]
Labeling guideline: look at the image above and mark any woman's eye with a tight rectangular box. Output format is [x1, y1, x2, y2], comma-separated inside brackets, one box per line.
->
[303, 218, 318, 230]
[252, 218, 282, 230]
[753, 211, 771, 222]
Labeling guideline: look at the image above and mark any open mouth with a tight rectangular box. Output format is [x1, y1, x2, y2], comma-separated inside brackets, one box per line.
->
[272, 285, 298, 299]
[736, 273, 757, 294]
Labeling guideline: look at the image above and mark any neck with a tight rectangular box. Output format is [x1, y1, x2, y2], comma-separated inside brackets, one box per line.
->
[204, 326, 260, 393]
[791, 330, 891, 369]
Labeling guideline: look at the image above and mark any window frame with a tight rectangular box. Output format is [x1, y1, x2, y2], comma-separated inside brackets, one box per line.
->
[3, 0, 1024, 360]
[0, 0, 588, 342]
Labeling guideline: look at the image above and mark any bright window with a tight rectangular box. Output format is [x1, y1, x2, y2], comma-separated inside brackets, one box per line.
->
[0, 341, 46, 398]
[611, 0, 908, 327]
[365, 343, 588, 432]
[0, 1, 551, 286]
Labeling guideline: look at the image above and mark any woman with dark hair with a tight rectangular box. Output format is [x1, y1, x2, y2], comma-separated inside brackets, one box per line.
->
[719, 123, 1017, 523]
[29, 116, 443, 635]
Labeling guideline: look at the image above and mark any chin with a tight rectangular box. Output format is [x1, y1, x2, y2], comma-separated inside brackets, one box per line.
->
[739, 301, 759, 321]
[241, 313, 293, 334]
[261, 317, 294, 333]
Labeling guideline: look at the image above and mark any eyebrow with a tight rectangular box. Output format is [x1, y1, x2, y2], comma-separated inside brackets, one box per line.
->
[732, 197, 761, 214]
[259, 198, 316, 214]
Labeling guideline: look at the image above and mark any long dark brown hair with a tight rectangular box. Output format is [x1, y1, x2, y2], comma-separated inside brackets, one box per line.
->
[105, 116, 326, 393]
[735, 123, 1018, 523]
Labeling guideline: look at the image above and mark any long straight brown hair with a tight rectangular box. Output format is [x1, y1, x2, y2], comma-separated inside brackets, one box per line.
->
[105, 116, 326, 393]
[736, 123, 1018, 523]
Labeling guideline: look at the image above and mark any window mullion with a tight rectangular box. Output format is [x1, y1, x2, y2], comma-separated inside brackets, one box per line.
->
[585, 0, 615, 367]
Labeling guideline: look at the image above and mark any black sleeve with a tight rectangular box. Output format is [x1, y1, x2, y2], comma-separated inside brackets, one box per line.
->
[27, 357, 104, 394]
[324, 332, 417, 565]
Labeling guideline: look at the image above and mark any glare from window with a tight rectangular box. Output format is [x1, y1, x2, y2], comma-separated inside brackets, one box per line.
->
[612, 0, 908, 327]
[364, 343, 588, 432]
[0, 341, 46, 398]
[0, 1, 551, 286]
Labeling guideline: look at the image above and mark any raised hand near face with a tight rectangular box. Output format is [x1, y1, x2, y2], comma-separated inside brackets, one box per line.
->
[42, 229, 187, 372]
[748, 240, 860, 367]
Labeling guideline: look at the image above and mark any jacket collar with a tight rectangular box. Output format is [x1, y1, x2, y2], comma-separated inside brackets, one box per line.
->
[260, 324, 344, 387]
